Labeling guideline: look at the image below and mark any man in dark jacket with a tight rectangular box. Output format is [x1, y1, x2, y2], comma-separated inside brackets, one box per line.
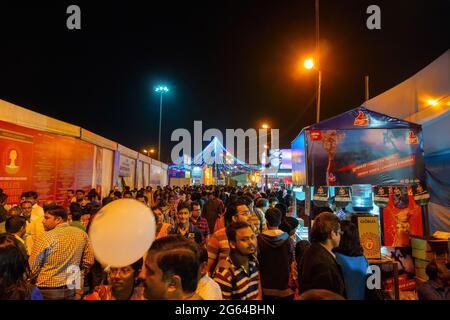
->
[299, 212, 346, 298]
[202, 191, 224, 233]
[257, 208, 294, 300]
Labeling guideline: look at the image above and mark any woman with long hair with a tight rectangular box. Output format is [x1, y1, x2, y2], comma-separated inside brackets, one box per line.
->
[333, 220, 369, 300]
[0, 233, 43, 300]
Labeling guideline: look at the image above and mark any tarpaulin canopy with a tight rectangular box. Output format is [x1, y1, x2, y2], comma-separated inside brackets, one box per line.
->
[305, 106, 422, 131]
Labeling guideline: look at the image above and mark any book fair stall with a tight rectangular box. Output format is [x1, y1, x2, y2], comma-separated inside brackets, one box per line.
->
[291, 107, 449, 299]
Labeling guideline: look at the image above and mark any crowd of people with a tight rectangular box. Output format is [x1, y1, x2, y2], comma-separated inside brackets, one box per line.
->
[0, 186, 449, 300]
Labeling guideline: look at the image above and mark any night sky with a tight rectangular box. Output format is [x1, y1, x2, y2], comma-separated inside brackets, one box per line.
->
[0, 0, 449, 163]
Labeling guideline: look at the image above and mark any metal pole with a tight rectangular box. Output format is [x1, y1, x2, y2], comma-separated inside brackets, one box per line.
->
[158, 92, 163, 161]
[317, 70, 322, 123]
[365, 75, 370, 101]
[315, 0, 320, 65]
[315, 0, 321, 124]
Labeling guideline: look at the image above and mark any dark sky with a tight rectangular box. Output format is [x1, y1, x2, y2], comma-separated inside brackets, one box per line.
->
[0, 0, 449, 163]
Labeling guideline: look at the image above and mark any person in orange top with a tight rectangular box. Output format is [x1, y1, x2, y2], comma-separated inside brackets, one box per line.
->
[153, 206, 171, 239]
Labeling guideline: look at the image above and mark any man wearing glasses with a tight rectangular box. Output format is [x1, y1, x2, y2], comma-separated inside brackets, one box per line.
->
[21, 200, 42, 254]
[190, 201, 210, 244]
[206, 199, 253, 274]
[298, 212, 346, 299]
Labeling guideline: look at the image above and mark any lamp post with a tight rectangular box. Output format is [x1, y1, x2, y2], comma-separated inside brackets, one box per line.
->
[155, 86, 169, 161]
[303, 58, 321, 123]
[142, 148, 156, 156]
[260, 123, 271, 192]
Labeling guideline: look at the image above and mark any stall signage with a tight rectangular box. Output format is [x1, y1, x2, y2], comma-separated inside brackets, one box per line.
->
[310, 130, 322, 140]
[355, 215, 381, 259]
[406, 130, 419, 145]
[374, 185, 389, 208]
[335, 186, 351, 207]
[353, 111, 369, 126]
[413, 183, 430, 206]
[313, 186, 329, 207]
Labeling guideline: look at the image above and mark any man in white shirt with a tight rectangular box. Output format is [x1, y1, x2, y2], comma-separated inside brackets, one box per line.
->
[23, 191, 45, 221]
[22, 192, 45, 253]
[196, 245, 222, 300]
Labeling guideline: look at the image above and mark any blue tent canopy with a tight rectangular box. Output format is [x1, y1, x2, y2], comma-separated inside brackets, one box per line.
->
[292, 107, 425, 187]
[303, 106, 422, 131]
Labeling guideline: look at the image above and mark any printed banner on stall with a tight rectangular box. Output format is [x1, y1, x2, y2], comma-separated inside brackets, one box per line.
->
[307, 127, 425, 186]
[0, 120, 94, 205]
[382, 187, 423, 247]
[313, 186, 329, 207]
[353, 215, 381, 259]
[381, 247, 416, 292]
[374, 186, 389, 208]
[413, 183, 430, 206]
[334, 186, 351, 208]
[291, 131, 306, 186]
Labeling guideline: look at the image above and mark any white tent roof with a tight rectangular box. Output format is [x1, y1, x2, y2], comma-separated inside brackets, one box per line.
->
[363, 49, 450, 155]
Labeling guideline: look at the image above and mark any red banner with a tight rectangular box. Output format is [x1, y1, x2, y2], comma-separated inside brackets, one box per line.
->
[0, 120, 94, 205]
[382, 187, 423, 247]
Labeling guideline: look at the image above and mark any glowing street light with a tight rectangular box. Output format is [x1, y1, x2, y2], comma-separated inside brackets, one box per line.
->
[303, 58, 314, 70]
[155, 85, 170, 161]
[427, 99, 438, 106]
[261, 123, 270, 129]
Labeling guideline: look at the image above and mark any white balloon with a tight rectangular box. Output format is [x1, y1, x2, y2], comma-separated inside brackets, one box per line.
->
[89, 199, 155, 267]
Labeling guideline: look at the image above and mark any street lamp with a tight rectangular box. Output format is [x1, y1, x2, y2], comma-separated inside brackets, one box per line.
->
[260, 124, 272, 192]
[303, 58, 322, 123]
[155, 86, 169, 161]
[142, 148, 156, 156]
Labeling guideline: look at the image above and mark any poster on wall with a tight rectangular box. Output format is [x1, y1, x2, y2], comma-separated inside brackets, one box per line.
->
[150, 164, 162, 186]
[0, 120, 94, 205]
[382, 186, 423, 247]
[0, 124, 34, 204]
[95, 147, 103, 195]
[381, 247, 416, 292]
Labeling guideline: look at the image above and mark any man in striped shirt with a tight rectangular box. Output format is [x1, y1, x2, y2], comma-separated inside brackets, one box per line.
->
[213, 221, 261, 300]
[29, 204, 94, 300]
[206, 199, 254, 273]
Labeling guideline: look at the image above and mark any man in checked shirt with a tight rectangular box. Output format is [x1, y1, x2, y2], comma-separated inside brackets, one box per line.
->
[29, 204, 94, 300]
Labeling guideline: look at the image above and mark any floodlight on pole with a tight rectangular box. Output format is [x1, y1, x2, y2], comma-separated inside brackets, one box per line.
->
[155, 85, 170, 161]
